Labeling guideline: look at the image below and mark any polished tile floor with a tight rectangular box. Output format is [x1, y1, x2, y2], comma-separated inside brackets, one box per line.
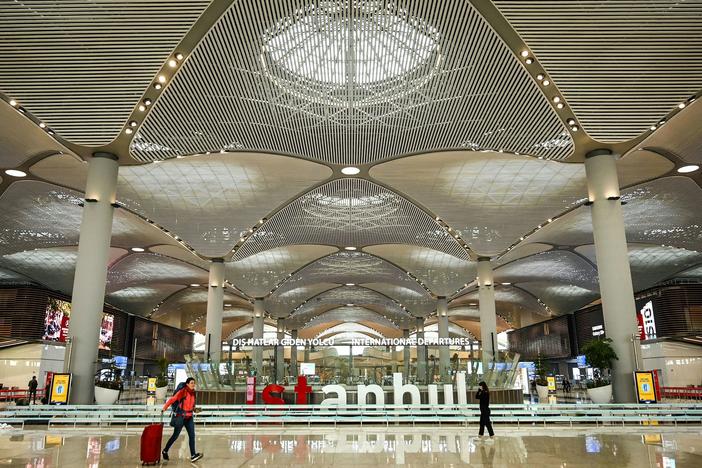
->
[1, 426, 700, 467]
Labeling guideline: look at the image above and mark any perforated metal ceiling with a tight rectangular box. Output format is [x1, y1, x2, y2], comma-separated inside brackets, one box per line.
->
[234, 178, 469, 260]
[132, 0, 572, 163]
[495, 0, 702, 142]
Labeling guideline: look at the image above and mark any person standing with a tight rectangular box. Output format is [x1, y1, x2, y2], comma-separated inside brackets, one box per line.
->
[161, 378, 203, 462]
[27, 376, 38, 404]
[476, 381, 494, 438]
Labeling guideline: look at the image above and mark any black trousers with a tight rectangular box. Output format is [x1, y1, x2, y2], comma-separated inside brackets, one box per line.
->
[28, 390, 37, 403]
[479, 411, 494, 436]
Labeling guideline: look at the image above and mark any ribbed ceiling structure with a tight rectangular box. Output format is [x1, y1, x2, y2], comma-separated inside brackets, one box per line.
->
[0, 1, 701, 341]
[131, 0, 572, 164]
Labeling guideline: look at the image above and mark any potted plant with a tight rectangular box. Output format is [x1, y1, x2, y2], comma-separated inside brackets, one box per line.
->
[581, 338, 618, 404]
[534, 355, 550, 401]
[155, 357, 169, 401]
[94, 365, 121, 405]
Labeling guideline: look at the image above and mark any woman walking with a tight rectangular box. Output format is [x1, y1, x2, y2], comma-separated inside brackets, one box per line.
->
[161, 378, 203, 462]
[476, 381, 494, 438]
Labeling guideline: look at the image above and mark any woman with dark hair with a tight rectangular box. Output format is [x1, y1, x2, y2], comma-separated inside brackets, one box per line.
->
[476, 381, 494, 438]
[161, 377, 203, 462]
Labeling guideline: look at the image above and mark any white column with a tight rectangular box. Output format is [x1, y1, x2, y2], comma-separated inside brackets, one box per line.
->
[437, 297, 450, 382]
[478, 258, 497, 369]
[252, 299, 264, 375]
[68, 153, 119, 404]
[205, 259, 225, 362]
[585, 149, 638, 402]
[416, 317, 426, 384]
[402, 329, 410, 381]
[290, 329, 298, 378]
[275, 320, 285, 383]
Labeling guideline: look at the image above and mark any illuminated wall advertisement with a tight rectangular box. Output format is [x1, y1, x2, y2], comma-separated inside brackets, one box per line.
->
[637, 300, 657, 340]
[43, 298, 114, 350]
[43, 298, 71, 342]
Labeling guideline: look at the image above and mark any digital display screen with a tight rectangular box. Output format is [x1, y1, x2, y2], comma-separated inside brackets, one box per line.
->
[43, 298, 71, 342]
[99, 313, 114, 350]
[300, 362, 316, 375]
[43, 298, 114, 350]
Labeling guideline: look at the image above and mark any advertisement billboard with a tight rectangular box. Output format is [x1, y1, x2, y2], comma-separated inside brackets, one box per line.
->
[635, 371, 657, 403]
[43, 298, 114, 350]
[637, 300, 657, 340]
[43, 298, 71, 342]
[49, 373, 71, 405]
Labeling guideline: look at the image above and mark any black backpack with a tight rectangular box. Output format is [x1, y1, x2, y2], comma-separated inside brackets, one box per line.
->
[170, 382, 187, 413]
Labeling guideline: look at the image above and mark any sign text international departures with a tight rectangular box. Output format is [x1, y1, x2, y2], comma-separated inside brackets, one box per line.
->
[230, 337, 474, 347]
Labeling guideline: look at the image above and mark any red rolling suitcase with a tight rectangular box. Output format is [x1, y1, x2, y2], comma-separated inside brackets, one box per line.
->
[140, 420, 163, 465]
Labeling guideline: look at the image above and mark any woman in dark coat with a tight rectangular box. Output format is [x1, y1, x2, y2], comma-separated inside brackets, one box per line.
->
[476, 381, 494, 437]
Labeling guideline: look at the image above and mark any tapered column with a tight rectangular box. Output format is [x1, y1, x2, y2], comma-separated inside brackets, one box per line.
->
[275, 320, 285, 383]
[68, 153, 119, 404]
[416, 317, 426, 384]
[586, 149, 638, 402]
[402, 329, 410, 381]
[290, 329, 298, 378]
[252, 299, 264, 375]
[205, 259, 225, 362]
[437, 297, 450, 382]
[478, 258, 497, 368]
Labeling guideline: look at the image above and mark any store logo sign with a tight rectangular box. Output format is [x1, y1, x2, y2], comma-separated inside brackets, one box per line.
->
[638, 300, 656, 340]
[592, 324, 604, 337]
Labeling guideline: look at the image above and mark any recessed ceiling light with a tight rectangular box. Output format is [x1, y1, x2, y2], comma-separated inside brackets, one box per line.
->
[131, 247, 145, 252]
[39, 122, 46, 128]
[520, 50, 529, 57]
[346, 304, 355, 307]
[138, 105, 146, 112]
[341, 166, 361, 175]
[542, 80, 550, 86]
[536, 74, 544, 81]
[677, 165, 699, 173]
[144, 98, 152, 106]
[158, 75, 167, 84]
[344, 246, 357, 251]
[678, 102, 686, 109]
[190, 283, 200, 287]
[129, 121, 138, 127]
[175, 53, 184, 61]
[552, 96, 560, 103]
[345, 283, 355, 286]
[9, 99, 17, 107]
[153, 83, 162, 90]
[4, 169, 26, 177]
[525, 57, 534, 64]
[168, 59, 177, 68]
[125, 128, 133, 135]
[567, 118, 576, 125]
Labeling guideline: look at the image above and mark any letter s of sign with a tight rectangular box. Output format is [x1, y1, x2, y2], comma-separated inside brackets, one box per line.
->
[262, 384, 285, 405]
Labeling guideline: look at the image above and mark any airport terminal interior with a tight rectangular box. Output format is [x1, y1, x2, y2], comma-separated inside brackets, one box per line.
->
[1, 0, 702, 466]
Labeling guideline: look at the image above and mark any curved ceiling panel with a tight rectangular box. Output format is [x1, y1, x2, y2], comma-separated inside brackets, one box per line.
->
[31, 152, 333, 257]
[106, 253, 208, 293]
[362, 283, 436, 317]
[132, 0, 572, 163]
[148, 245, 210, 270]
[316, 323, 385, 340]
[496, 243, 552, 266]
[226, 245, 336, 298]
[637, 99, 702, 164]
[302, 307, 405, 331]
[0, 0, 211, 145]
[156, 287, 250, 326]
[265, 283, 339, 318]
[265, 251, 434, 316]
[526, 177, 702, 251]
[107, 284, 186, 317]
[677, 264, 702, 279]
[452, 286, 549, 320]
[0, 266, 32, 284]
[575, 244, 702, 293]
[371, 152, 587, 255]
[495, 0, 702, 142]
[234, 178, 469, 260]
[364, 244, 475, 297]
[286, 286, 412, 329]
[0, 102, 67, 168]
[0, 247, 78, 295]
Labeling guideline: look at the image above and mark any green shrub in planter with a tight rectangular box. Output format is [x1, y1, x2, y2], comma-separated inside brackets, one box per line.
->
[534, 355, 548, 386]
[155, 357, 169, 388]
[581, 338, 618, 389]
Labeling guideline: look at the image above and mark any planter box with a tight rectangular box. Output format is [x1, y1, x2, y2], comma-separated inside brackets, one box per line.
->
[587, 384, 612, 404]
[155, 385, 168, 401]
[536, 384, 549, 402]
[94, 386, 120, 405]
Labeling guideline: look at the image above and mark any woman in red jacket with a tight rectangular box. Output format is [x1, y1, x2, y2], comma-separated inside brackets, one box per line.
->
[161, 377, 203, 462]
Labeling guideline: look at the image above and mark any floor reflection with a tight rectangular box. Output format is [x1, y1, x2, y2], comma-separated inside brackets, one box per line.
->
[0, 427, 701, 467]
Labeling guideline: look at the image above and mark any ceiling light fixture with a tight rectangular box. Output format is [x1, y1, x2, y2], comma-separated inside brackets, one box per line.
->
[125, 128, 133, 135]
[341, 166, 361, 175]
[677, 165, 699, 173]
[168, 59, 177, 68]
[4, 169, 26, 178]
[153, 83, 162, 90]
[525, 57, 534, 64]
[144, 98, 152, 106]
[138, 105, 146, 111]
[567, 118, 576, 125]
[536, 74, 544, 80]
[129, 121, 137, 127]
[520, 50, 529, 57]
[190, 283, 200, 287]
[552, 96, 561, 103]
[542, 80, 550, 86]
[678, 102, 686, 109]
[345, 283, 355, 286]
[175, 53, 184, 61]
[344, 246, 357, 251]
[130, 247, 145, 252]
[157, 75, 167, 84]
[9, 99, 17, 107]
